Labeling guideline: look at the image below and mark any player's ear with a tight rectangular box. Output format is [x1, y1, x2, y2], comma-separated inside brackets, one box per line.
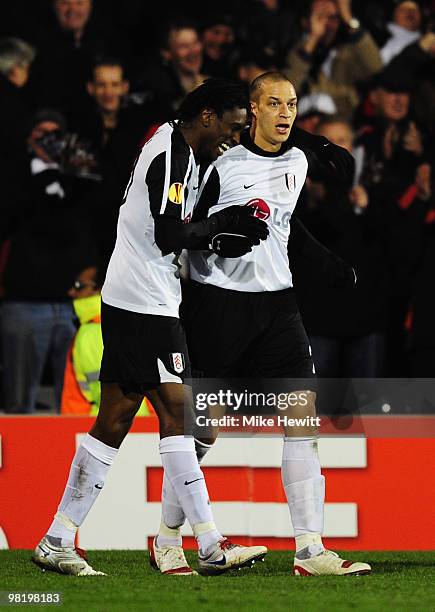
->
[250, 101, 258, 118]
[87, 81, 95, 97]
[121, 79, 130, 95]
[200, 108, 213, 127]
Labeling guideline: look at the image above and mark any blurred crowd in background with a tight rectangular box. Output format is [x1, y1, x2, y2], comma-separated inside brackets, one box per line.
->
[1, 0, 435, 414]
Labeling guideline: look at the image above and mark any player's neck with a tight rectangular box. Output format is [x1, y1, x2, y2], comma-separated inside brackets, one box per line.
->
[250, 125, 281, 153]
[179, 125, 200, 161]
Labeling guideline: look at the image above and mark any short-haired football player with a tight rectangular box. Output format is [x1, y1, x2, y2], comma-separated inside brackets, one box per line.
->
[157, 73, 371, 576]
[32, 79, 268, 576]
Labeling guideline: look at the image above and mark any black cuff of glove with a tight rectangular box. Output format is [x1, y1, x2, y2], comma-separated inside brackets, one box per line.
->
[210, 233, 258, 258]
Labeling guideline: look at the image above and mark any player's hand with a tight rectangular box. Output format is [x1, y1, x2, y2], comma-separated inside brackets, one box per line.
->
[211, 205, 269, 241]
[210, 233, 258, 257]
[323, 253, 357, 289]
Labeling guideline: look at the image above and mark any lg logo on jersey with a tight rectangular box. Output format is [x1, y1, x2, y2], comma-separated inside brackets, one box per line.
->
[246, 198, 291, 229]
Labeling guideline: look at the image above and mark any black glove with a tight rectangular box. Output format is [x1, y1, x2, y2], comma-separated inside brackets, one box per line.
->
[210, 205, 269, 241]
[323, 253, 357, 289]
[210, 232, 259, 257]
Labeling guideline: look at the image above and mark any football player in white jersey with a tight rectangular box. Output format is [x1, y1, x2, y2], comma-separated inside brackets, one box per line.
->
[32, 79, 269, 577]
[157, 73, 371, 576]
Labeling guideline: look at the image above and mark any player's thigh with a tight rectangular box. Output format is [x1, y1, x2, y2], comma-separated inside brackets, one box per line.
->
[248, 304, 316, 384]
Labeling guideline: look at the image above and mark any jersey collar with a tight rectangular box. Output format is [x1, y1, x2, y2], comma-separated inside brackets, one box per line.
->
[241, 129, 289, 157]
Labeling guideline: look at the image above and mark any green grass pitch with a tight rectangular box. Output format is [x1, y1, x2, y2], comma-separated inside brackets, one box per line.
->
[1, 551, 434, 612]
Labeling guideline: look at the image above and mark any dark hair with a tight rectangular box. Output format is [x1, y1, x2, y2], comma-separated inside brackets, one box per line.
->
[177, 78, 249, 123]
[29, 108, 67, 133]
[160, 17, 199, 50]
[237, 46, 277, 72]
[316, 115, 354, 134]
[89, 55, 125, 81]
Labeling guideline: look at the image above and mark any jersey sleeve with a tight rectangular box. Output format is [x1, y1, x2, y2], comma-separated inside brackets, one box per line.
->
[145, 130, 192, 219]
[289, 126, 355, 189]
[192, 166, 221, 221]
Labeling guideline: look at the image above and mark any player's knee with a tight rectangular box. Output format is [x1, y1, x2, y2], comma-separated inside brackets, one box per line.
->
[158, 414, 186, 437]
[93, 405, 137, 442]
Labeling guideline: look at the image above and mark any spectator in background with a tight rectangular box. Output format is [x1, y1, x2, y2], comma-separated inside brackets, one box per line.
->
[358, 69, 426, 214]
[61, 265, 152, 415]
[236, 46, 277, 87]
[284, 0, 382, 121]
[139, 18, 206, 114]
[82, 57, 162, 156]
[296, 91, 337, 134]
[201, 14, 236, 77]
[238, 0, 300, 66]
[28, 0, 130, 122]
[384, 30, 435, 134]
[380, 0, 422, 65]
[357, 69, 427, 374]
[293, 117, 387, 380]
[0, 38, 36, 204]
[75, 57, 164, 264]
[410, 161, 435, 375]
[1, 109, 97, 413]
[61, 266, 102, 414]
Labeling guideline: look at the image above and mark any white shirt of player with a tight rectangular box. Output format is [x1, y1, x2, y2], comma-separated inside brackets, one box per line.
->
[102, 122, 199, 317]
[189, 142, 308, 292]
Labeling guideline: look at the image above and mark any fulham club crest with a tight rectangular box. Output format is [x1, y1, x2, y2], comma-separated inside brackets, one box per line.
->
[285, 173, 296, 192]
[170, 353, 185, 374]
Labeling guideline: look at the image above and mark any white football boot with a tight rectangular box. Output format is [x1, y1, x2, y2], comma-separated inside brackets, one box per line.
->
[32, 536, 106, 576]
[198, 538, 267, 575]
[149, 537, 197, 576]
[293, 550, 371, 576]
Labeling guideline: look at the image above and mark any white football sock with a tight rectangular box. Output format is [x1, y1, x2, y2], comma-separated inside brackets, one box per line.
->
[158, 437, 213, 543]
[159, 435, 222, 556]
[156, 473, 184, 547]
[46, 434, 118, 547]
[156, 518, 182, 548]
[281, 436, 325, 558]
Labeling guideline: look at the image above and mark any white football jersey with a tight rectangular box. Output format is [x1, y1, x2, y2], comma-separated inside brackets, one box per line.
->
[189, 134, 308, 292]
[102, 122, 199, 317]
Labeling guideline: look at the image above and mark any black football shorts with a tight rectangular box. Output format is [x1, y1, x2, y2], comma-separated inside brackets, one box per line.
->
[182, 281, 316, 390]
[100, 301, 191, 395]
